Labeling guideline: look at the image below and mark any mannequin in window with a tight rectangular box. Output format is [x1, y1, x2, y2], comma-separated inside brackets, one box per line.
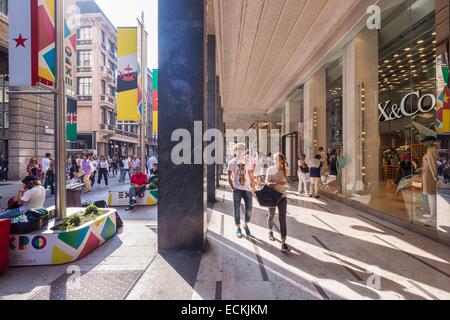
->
[422, 141, 438, 226]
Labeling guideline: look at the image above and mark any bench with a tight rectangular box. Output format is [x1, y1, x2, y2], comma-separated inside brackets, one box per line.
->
[108, 189, 158, 207]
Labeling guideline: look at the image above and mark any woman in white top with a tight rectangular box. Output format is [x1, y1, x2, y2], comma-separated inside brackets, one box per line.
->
[97, 155, 110, 187]
[297, 154, 310, 196]
[266, 153, 290, 253]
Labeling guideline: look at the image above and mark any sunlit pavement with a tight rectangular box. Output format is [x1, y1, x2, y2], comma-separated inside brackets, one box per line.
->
[1, 177, 450, 300]
[192, 182, 450, 300]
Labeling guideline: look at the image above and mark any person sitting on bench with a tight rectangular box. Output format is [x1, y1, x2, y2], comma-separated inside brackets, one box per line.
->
[0, 176, 46, 219]
[126, 166, 148, 211]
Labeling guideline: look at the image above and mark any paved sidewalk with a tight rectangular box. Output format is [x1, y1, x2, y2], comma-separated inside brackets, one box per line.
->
[192, 184, 450, 300]
[1, 179, 449, 300]
[0, 206, 158, 300]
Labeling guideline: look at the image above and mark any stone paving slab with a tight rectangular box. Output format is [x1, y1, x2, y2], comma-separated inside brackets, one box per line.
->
[29, 271, 143, 300]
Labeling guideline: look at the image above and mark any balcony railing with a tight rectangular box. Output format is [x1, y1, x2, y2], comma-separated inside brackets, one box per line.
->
[77, 66, 92, 73]
[100, 124, 115, 132]
[77, 39, 92, 45]
[78, 96, 92, 101]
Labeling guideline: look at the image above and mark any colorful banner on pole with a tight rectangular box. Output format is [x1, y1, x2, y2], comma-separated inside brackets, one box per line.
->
[66, 97, 77, 141]
[8, 0, 56, 87]
[152, 69, 158, 134]
[437, 53, 450, 133]
[64, 0, 77, 96]
[117, 28, 141, 121]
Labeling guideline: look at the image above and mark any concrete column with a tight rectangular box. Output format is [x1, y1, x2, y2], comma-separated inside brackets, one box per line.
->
[158, 0, 207, 252]
[303, 68, 326, 160]
[207, 35, 216, 203]
[342, 27, 379, 195]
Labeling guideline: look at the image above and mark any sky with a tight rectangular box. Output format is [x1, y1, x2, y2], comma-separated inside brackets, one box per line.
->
[95, 0, 158, 69]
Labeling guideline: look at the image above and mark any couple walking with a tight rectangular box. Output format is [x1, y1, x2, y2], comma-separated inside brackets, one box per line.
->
[227, 143, 290, 253]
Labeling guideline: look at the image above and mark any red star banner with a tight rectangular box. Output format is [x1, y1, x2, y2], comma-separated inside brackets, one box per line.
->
[8, 0, 37, 86]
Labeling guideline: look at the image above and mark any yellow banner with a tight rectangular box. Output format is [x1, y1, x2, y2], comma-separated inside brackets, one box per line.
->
[117, 28, 140, 121]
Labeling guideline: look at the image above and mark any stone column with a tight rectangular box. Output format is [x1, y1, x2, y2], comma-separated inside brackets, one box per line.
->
[158, 0, 207, 252]
[8, 93, 55, 180]
[207, 35, 216, 203]
[303, 68, 326, 160]
[342, 27, 379, 195]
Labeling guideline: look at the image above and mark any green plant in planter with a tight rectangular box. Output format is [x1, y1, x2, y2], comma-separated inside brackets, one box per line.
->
[84, 204, 100, 216]
[52, 205, 104, 231]
[148, 178, 159, 191]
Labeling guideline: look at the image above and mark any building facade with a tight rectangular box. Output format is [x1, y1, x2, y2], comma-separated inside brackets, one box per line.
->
[75, 0, 141, 158]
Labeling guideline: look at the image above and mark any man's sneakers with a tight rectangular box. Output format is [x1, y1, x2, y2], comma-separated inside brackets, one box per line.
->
[243, 225, 251, 237]
[281, 243, 291, 253]
[125, 205, 134, 211]
[268, 231, 275, 241]
[236, 228, 243, 238]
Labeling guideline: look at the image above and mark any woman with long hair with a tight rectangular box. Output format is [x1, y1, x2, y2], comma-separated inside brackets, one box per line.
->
[266, 153, 290, 253]
[26, 158, 41, 177]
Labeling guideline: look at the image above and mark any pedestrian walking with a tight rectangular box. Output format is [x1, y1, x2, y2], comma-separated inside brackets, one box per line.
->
[97, 155, 110, 188]
[27, 158, 41, 177]
[297, 154, 310, 196]
[111, 157, 118, 176]
[227, 143, 256, 238]
[266, 153, 290, 253]
[81, 155, 94, 193]
[90, 155, 98, 188]
[309, 154, 322, 198]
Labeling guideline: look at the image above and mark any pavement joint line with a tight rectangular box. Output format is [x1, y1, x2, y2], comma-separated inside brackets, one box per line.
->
[215, 281, 223, 301]
[373, 235, 450, 279]
[122, 252, 159, 300]
[314, 203, 336, 214]
[220, 214, 225, 237]
[356, 214, 405, 236]
[312, 236, 363, 282]
[312, 214, 341, 234]
[407, 280, 440, 300]
[312, 281, 330, 300]
[250, 238, 269, 282]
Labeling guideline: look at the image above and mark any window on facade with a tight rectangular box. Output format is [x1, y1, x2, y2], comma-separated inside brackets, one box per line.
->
[101, 30, 106, 44]
[77, 50, 92, 67]
[101, 80, 106, 95]
[109, 85, 115, 97]
[77, 77, 92, 96]
[0, 0, 7, 15]
[108, 40, 115, 54]
[77, 27, 92, 41]
[101, 108, 107, 124]
[101, 53, 106, 66]
[109, 111, 115, 125]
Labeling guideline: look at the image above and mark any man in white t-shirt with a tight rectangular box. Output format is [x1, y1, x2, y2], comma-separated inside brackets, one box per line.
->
[131, 156, 141, 174]
[147, 155, 158, 175]
[0, 175, 46, 219]
[227, 143, 256, 238]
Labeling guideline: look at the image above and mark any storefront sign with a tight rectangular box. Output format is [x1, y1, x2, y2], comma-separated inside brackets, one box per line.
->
[378, 91, 436, 122]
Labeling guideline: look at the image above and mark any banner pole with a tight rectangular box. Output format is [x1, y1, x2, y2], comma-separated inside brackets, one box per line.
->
[140, 12, 147, 167]
[55, 0, 67, 220]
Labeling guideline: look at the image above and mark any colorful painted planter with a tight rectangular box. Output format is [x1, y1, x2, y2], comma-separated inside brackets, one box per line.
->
[9, 208, 118, 267]
[108, 189, 158, 207]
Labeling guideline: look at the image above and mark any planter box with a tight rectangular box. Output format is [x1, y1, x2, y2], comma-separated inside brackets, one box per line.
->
[108, 190, 158, 207]
[9, 208, 118, 267]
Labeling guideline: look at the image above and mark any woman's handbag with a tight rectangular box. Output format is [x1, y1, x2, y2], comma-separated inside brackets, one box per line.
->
[255, 185, 283, 207]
